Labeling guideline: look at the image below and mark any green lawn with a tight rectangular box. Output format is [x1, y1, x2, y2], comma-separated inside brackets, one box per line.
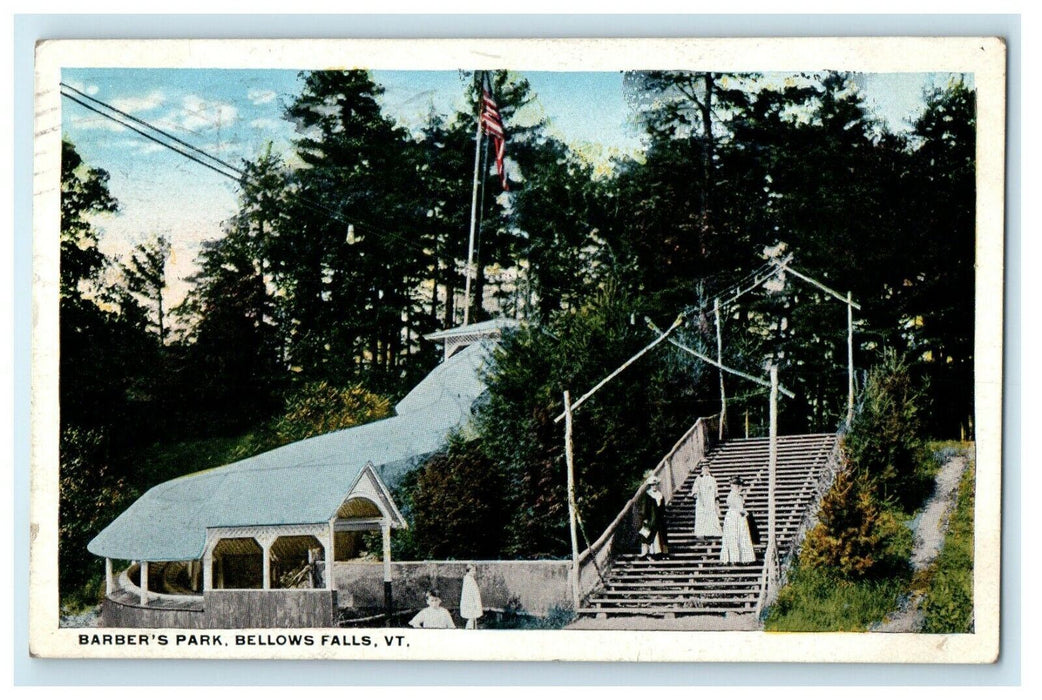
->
[763, 441, 971, 632]
[918, 451, 975, 633]
[764, 565, 910, 632]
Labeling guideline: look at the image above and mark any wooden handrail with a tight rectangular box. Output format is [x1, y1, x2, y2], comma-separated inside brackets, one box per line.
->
[575, 416, 718, 602]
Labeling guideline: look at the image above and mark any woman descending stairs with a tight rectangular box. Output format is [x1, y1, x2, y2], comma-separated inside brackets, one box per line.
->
[578, 433, 838, 620]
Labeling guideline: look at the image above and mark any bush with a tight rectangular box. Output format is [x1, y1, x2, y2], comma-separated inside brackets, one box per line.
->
[845, 350, 929, 509]
[273, 381, 391, 443]
[407, 437, 508, 559]
[59, 428, 139, 604]
[233, 381, 391, 458]
[920, 571, 973, 633]
[799, 468, 910, 580]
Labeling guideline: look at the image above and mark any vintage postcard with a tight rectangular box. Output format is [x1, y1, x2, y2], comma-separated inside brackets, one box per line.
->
[30, 36, 1005, 662]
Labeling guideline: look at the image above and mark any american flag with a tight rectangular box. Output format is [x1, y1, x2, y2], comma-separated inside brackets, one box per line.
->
[480, 84, 509, 191]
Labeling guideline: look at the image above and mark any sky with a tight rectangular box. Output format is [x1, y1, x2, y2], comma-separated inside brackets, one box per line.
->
[60, 68, 966, 311]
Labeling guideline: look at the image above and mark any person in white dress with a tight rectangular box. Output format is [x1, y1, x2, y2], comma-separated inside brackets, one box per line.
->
[459, 563, 484, 629]
[719, 478, 756, 564]
[691, 463, 723, 538]
[409, 589, 456, 629]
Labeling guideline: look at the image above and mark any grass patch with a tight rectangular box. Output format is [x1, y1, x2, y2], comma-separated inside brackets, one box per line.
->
[764, 564, 910, 632]
[918, 451, 975, 633]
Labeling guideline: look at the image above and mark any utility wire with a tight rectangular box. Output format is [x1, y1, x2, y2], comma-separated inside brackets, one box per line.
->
[61, 82, 245, 178]
[61, 92, 241, 182]
[60, 85, 470, 270]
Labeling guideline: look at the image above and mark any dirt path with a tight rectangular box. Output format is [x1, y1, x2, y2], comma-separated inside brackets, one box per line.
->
[874, 450, 970, 633]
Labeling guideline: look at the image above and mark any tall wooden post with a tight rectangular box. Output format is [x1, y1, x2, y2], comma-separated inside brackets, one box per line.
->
[382, 520, 393, 622]
[105, 558, 114, 596]
[563, 391, 581, 610]
[261, 538, 271, 590]
[715, 298, 726, 440]
[766, 366, 780, 601]
[462, 83, 484, 327]
[847, 290, 855, 425]
[203, 548, 213, 592]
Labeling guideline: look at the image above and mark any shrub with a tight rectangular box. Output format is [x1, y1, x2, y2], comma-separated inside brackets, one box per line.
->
[59, 428, 139, 604]
[273, 381, 391, 443]
[233, 381, 391, 458]
[407, 437, 508, 559]
[920, 571, 973, 633]
[800, 468, 908, 579]
[844, 350, 929, 509]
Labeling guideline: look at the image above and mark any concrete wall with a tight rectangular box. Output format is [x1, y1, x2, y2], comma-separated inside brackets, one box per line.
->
[103, 590, 336, 629]
[101, 598, 206, 629]
[203, 590, 337, 628]
[333, 560, 572, 617]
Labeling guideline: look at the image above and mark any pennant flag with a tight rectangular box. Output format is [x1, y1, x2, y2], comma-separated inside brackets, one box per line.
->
[480, 82, 509, 191]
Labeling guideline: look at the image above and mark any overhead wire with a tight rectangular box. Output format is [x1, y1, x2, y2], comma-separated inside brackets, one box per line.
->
[59, 83, 472, 270]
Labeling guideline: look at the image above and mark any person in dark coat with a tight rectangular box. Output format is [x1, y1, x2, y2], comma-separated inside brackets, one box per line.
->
[639, 474, 669, 559]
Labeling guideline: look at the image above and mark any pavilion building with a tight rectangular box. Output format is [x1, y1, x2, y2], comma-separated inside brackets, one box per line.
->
[88, 320, 517, 628]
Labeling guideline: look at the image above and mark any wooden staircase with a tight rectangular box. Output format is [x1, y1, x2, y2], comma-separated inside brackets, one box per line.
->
[578, 433, 838, 619]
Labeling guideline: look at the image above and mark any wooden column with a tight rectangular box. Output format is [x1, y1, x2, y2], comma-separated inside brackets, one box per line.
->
[105, 558, 114, 596]
[847, 290, 855, 425]
[203, 548, 213, 592]
[139, 561, 149, 606]
[766, 366, 780, 601]
[261, 538, 272, 590]
[382, 519, 393, 621]
[563, 391, 581, 610]
[326, 521, 336, 591]
[715, 298, 726, 440]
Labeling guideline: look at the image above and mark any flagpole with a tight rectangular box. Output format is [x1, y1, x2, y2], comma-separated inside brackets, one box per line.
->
[462, 73, 484, 327]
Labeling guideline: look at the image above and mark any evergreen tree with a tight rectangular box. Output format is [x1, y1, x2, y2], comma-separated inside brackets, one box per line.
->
[121, 234, 171, 345]
[901, 79, 976, 438]
[282, 70, 427, 393]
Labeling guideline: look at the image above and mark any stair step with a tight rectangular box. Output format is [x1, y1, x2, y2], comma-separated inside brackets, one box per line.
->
[576, 606, 755, 617]
[577, 433, 837, 620]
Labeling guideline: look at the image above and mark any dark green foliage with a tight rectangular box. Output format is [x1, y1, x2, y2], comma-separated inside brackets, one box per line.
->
[845, 350, 930, 509]
[121, 234, 171, 344]
[272, 381, 391, 443]
[231, 381, 391, 459]
[59, 428, 139, 601]
[407, 438, 508, 559]
[473, 284, 706, 557]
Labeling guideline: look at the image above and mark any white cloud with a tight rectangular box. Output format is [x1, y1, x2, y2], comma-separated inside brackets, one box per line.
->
[249, 118, 280, 130]
[248, 88, 277, 105]
[110, 90, 166, 114]
[160, 95, 239, 136]
[135, 142, 166, 155]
